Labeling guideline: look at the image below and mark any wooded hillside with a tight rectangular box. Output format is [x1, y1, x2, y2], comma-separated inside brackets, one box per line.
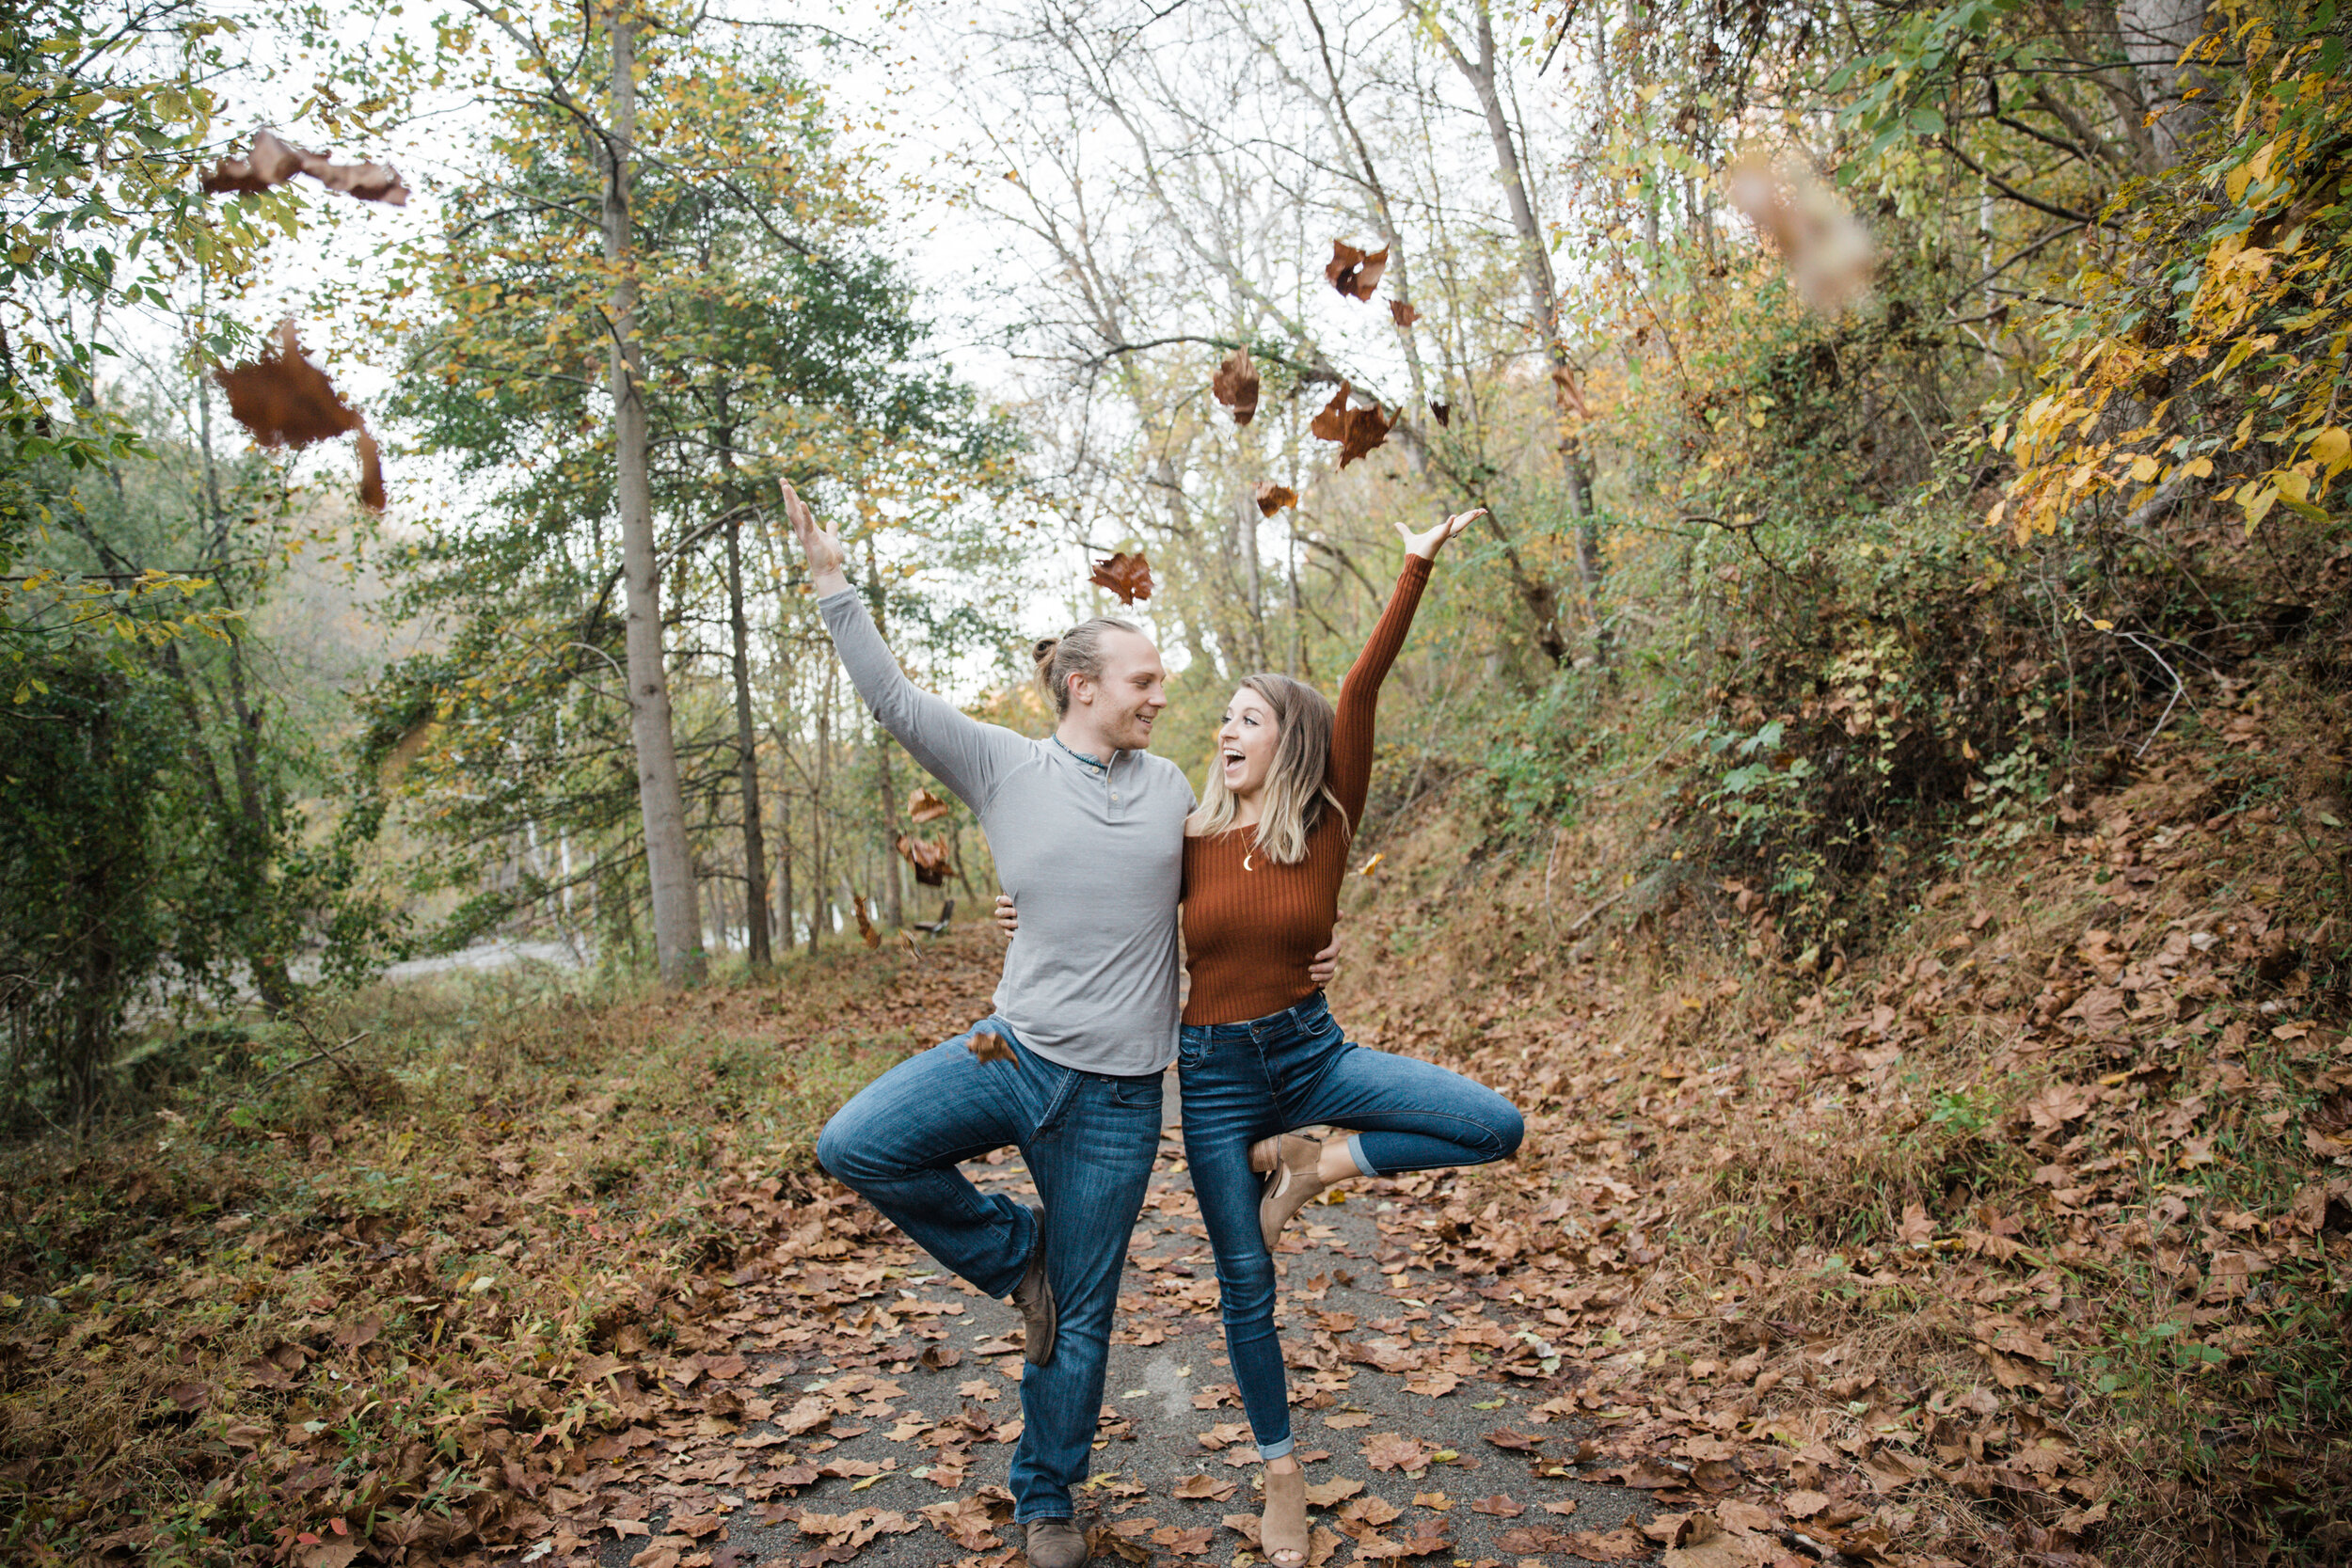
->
[1, 1, 2346, 1565]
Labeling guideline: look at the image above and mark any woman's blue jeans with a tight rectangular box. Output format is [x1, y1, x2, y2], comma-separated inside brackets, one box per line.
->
[816, 1017, 1163, 1524]
[1177, 990, 1523, 1460]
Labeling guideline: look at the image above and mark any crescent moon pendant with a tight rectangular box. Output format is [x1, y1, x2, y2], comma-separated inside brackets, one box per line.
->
[1243, 850, 1257, 872]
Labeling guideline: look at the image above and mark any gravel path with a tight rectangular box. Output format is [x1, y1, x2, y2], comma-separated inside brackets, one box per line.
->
[590, 1072, 1653, 1568]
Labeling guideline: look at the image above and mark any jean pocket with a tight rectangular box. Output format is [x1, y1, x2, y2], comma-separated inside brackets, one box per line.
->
[1177, 1032, 1210, 1071]
[1107, 1075, 1163, 1113]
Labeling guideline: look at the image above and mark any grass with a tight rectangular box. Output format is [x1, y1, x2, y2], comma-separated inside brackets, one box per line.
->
[0, 928, 999, 1566]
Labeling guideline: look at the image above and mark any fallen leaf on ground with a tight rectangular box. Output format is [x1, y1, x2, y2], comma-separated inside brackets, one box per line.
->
[1469, 1495, 1523, 1517]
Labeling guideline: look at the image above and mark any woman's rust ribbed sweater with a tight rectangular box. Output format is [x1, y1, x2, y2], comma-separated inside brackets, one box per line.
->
[1181, 554, 1430, 1025]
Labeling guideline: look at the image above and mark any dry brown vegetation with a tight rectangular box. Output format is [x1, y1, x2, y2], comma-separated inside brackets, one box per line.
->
[1339, 655, 2352, 1567]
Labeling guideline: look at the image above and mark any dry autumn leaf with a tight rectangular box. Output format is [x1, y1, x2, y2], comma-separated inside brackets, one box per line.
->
[1390, 298, 1418, 327]
[1212, 347, 1260, 425]
[1254, 483, 1297, 516]
[1172, 1474, 1236, 1501]
[896, 833, 954, 888]
[968, 1027, 1016, 1065]
[851, 894, 881, 948]
[214, 321, 387, 514]
[1309, 383, 1393, 467]
[1429, 401, 1452, 426]
[1470, 1495, 1524, 1517]
[1089, 550, 1153, 605]
[1325, 240, 1390, 300]
[908, 787, 953, 824]
[1360, 1433, 1431, 1472]
[1725, 147, 1874, 315]
[203, 128, 410, 205]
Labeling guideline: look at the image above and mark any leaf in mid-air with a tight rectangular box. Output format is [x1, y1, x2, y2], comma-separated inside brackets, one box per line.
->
[896, 833, 953, 887]
[968, 1027, 1016, 1064]
[1390, 299, 1418, 327]
[1254, 483, 1297, 516]
[1089, 551, 1153, 605]
[1211, 347, 1260, 425]
[203, 129, 410, 205]
[1429, 402, 1452, 426]
[852, 894, 880, 948]
[908, 787, 953, 824]
[1310, 383, 1394, 467]
[215, 321, 387, 513]
[1326, 240, 1390, 301]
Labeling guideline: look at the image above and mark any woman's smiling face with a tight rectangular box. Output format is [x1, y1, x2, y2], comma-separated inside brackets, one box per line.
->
[1216, 685, 1280, 800]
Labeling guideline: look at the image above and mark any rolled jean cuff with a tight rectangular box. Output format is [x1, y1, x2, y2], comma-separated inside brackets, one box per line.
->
[1256, 1434, 1295, 1462]
[1344, 1132, 1381, 1179]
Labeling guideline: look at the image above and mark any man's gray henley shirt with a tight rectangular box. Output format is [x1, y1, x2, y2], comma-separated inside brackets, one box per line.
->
[818, 588, 1191, 1077]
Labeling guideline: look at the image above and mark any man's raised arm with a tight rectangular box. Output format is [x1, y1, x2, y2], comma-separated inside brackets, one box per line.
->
[783, 481, 1026, 814]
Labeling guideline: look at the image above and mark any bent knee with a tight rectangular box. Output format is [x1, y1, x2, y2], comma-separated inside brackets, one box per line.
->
[814, 1112, 863, 1184]
[1489, 1101, 1526, 1161]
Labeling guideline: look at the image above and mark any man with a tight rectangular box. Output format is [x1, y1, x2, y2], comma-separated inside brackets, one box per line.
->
[783, 481, 1329, 1566]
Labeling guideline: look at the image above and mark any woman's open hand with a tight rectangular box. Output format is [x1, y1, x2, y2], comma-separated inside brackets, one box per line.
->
[1397, 508, 1486, 562]
[780, 478, 850, 594]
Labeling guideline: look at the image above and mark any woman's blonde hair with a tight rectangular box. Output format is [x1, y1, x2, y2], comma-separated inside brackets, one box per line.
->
[1032, 617, 1142, 717]
[1185, 673, 1349, 864]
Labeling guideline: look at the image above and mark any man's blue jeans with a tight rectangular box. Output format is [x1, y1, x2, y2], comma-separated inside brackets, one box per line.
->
[815, 1017, 1162, 1523]
[1178, 990, 1523, 1460]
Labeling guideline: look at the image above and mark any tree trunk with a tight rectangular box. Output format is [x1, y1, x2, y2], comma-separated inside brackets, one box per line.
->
[864, 544, 905, 928]
[808, 659, 834, 953]
[2116, 0, 2210, 164]
[1437, 0, 1604, 666]
[726, 515, 773, 970]
[602, 5, 704, 986]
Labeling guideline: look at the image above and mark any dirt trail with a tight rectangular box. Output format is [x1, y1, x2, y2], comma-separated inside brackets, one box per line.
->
[587, 1079, 1654, 1568]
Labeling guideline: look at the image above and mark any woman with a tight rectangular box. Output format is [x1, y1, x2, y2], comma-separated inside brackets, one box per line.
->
[1000, 510, 1523, 1566]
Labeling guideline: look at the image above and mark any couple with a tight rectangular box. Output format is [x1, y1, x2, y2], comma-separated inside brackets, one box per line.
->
[784, 482, 1522, 1568]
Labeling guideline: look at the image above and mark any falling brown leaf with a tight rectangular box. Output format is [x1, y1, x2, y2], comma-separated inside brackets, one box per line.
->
[1212, 347, 1260, 426]
[1089, 550, 1153, 605]
[896, 834, 954, 888]
[968, 1027, 1016, 1065]
[1254, 483, 1297, 516]
[908, 787, 953, 824]
[1326, 240, 1390, 301]
[1429, 401, 1452, 426]
[1725, 148, 1874, 314]
[203, 128, 410, 205]
[216, 321, 363, 449]
[1549, 362, 1593, 420]
[214, 321, 388, 514]
[356, 431, 386, 513]
[1309, 383, 1394, 467]
[1390, 299, 1419, 328]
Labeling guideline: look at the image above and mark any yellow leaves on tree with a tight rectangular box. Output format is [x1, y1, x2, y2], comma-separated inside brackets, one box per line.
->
[1989, 19, 2352, 543]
